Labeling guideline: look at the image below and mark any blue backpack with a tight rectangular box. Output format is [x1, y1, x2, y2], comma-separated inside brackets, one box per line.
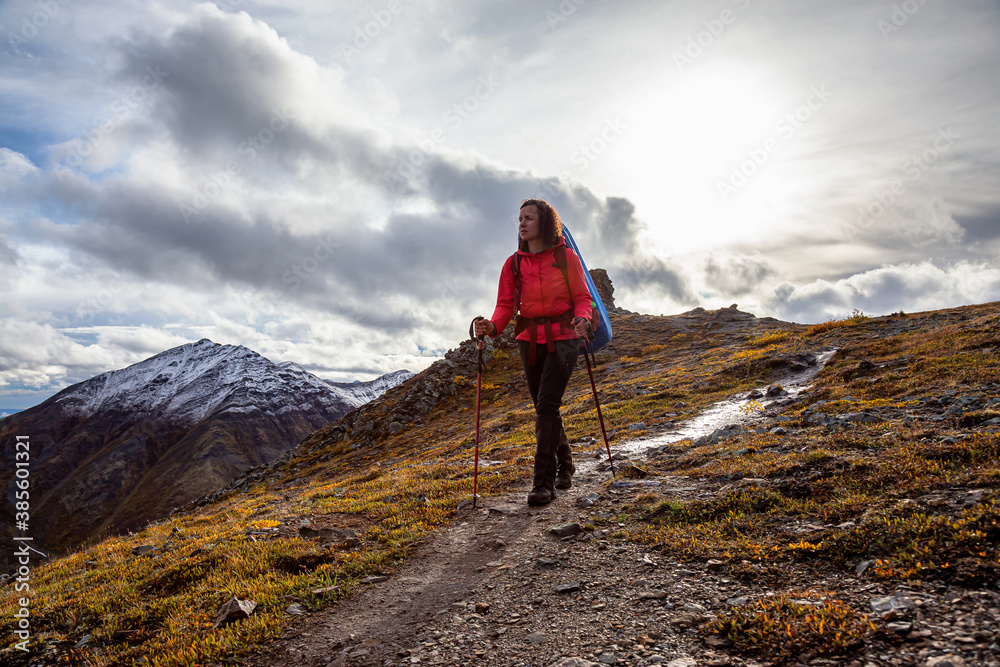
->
[512, 224, 613, 352]
[562, 225, 613, 351]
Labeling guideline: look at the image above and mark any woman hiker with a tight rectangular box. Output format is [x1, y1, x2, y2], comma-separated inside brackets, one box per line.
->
[473, 199, 593, 506]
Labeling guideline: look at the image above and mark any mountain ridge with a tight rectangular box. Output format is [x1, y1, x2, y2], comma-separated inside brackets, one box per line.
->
[0, 339, 413, 558]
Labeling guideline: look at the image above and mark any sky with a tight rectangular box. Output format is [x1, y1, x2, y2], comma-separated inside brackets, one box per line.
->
[1, 0, 999, 408]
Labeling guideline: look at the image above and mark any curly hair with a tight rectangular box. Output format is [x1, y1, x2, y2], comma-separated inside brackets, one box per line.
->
[518, 198, 563, 252]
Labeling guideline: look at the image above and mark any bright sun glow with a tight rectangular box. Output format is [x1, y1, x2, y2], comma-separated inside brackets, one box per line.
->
[605, 66, 797, 255]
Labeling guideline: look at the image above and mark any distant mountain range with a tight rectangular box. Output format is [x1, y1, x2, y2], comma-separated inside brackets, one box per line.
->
[0, 339, 412, 557]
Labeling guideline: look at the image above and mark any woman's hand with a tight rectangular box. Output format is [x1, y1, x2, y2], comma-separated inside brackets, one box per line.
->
[473, 317, 495, 337]
[573, 317, 591, 338]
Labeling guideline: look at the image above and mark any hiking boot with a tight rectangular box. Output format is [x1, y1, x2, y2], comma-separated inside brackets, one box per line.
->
[527, 485, 555, 506]
[555, 463, 575, 490]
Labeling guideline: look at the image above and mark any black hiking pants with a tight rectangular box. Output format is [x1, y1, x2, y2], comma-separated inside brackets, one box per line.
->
[519, 338, 579, 490]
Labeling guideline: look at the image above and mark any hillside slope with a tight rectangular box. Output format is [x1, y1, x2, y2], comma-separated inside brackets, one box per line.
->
[0, 340, 412, 558]
[1, 303, 998, 667]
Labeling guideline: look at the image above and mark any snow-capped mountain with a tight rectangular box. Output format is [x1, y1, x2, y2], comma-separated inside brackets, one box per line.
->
[54, 338, 409, 424]
[275, 362, 415, 411]
[328, 370, 417, 408]
[0, 339, 413, 555]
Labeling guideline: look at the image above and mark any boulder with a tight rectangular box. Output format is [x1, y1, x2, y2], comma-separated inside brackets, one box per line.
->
[214, 597, 256, 628]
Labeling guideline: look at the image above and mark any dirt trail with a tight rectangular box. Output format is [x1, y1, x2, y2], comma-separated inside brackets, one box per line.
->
[246, 443, 1000, 667]
[245, 340, 1000, 667]
[246, 359, 829, 667]
[247, 454, 727, 667]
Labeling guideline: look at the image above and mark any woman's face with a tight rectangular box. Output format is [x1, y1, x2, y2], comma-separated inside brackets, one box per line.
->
[519, 205, 540, 244]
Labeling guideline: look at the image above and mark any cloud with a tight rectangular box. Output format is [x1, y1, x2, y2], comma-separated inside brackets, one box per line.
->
[0, 236, 19, 291]
[2, 0, 999, 408]
[113, 5, 383, 162]
[617, 255, 699, 306]
[0, 319, 121, 389]
[0, 148, 38, 181]
[765, 260, 1000, 323]
[590, 196, 644, 260]
[890, 196, 965, 247]
[704, 254, 773, 297]
[0, 236, 17, 263]
[956, 207, 1000, 247]
[0, 149, 41, 216]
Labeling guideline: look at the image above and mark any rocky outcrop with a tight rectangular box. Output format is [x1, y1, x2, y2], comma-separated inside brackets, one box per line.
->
[589, 268, 615, 311]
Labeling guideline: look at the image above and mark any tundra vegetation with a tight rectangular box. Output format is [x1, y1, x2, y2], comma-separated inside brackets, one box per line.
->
[1, 302, 998, 665]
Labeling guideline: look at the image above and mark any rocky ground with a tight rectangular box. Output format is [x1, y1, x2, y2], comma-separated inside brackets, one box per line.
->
[245, 379, 1000, 667]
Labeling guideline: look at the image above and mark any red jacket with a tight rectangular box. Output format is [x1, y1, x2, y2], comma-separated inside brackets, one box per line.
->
[489, 240, 594, 344]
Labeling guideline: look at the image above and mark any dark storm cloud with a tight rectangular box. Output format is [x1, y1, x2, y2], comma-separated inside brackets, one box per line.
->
[353, 155, 675, 307]
[590, 196, 643, 260]
[704, 254, 773, 297]
[617, 256, 699, 306]
[956, 209, 1000, 246]
[115, 10, 307, 155]
[23, 8, 473, 317]
[0, 236, 18, 266]
[50, 7, 642, 316]
[38, 177, 296, 289]
[329, 301, 422, 334]
[43, 140, 682, 336]
[45, 147, 675, 316]
[107, 8, 402, 193]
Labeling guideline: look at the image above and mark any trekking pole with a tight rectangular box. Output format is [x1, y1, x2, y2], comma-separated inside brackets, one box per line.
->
[469, 318, 488, 508]
[580, 335, 615, 477]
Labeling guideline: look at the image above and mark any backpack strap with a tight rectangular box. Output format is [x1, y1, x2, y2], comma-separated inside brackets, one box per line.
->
[511, 252, 523, 318]
[555, 243, 595, 329]
[511, 246, 579, 365]
[511, 251, 531, 356]
[511, 245, 567, 308]
[553, 244, 570, 286]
